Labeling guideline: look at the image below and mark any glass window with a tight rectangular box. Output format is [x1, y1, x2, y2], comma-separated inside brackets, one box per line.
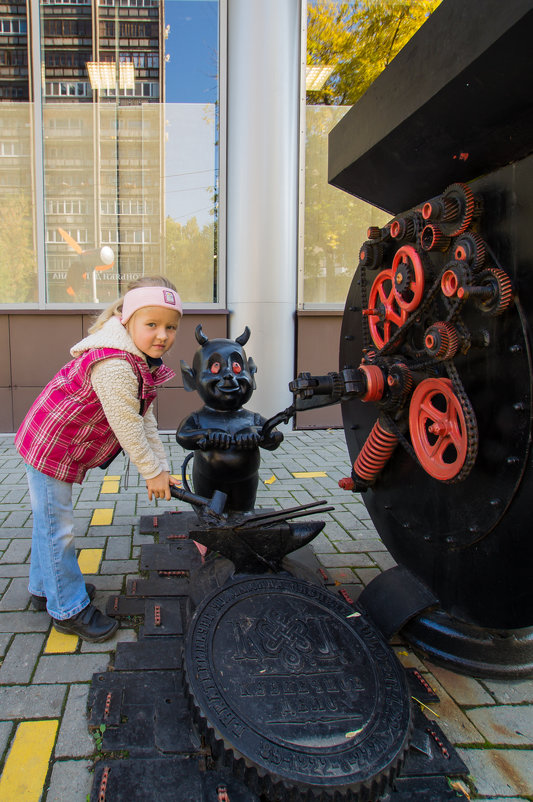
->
[0, 1, 36, 303]
[0, 0, 219, 306]
[302, 1, 441, 306]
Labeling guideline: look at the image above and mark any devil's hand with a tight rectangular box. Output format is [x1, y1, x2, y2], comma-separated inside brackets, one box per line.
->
[234, 430, 261, 449]
[260, 428, 284, 451]
[205, 430, 233, 449]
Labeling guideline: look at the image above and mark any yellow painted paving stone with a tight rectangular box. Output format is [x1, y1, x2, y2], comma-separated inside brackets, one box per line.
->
[292, 471, 327, 478]
[103, 475, 120, 480]
[78, 548, 103, 574]
[0, 719, 58, 802]
[90, 508, 113, 526]
[101, 479, 120, 493]
[44, 627, 78, 654]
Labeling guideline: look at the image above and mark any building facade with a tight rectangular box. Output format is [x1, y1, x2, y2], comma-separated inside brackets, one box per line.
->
[0, 0, 428, 432]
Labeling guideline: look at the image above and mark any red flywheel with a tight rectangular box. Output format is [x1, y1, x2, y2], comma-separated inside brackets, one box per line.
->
[364, 269, 408, 349]
[392, 245, 425, 312]
[409, 378, 468, 481]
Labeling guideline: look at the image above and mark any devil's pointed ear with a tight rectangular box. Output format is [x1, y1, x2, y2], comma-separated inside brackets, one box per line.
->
[180, 359, 197, 392]
[235, 326, 250, 346]
[247, 356, 257, 390]
[195, 324, 209, 345]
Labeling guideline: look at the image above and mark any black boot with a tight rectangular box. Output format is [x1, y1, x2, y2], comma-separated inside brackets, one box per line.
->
[31, 583, 96, 612]
[53, 603, 118, 642]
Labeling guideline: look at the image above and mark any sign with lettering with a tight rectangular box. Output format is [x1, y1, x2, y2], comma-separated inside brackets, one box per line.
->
[184, 576, 412, 799]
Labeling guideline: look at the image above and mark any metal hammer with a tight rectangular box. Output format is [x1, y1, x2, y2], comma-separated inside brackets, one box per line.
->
[169, 484, 227, 519]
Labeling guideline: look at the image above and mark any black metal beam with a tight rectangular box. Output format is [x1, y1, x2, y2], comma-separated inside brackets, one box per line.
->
[328, 0, 533, 213]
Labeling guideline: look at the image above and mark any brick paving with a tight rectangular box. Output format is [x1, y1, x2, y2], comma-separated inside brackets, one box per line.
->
[0, 429, 531, 800]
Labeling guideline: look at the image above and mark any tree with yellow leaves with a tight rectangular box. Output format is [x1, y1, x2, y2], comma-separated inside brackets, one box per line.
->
[307, 0, 442, 106]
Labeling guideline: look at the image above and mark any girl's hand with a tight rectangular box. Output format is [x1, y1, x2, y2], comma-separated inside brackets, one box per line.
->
[146, 471, 172, 501]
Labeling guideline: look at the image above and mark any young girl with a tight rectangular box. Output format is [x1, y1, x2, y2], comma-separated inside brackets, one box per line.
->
[16, 276, 182, 642]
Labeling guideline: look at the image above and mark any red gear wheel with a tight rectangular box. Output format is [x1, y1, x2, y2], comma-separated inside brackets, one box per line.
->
[454, 232, 486, 271]
[409, 378, 469, 481]
[364, 269, 408, 349]
[420, 224, 451, 253]
[424, 322, 459, 360]
[441, 268, 460, 297]
[480, 267, 514, 315]
[441, 182, 475, 236]
[359, 364, 385, 402]
[391, 245, 425, 312]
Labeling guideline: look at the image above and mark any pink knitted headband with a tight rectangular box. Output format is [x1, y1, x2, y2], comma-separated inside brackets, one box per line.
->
[121, 286, 183, 325]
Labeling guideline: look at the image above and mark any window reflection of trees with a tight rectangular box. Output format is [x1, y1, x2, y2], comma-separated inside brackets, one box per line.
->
[303, 1, 441, 305]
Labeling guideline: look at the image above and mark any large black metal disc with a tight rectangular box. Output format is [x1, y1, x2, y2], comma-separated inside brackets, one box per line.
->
[340, 169, 533, 631]
[184, 576, 412, 801]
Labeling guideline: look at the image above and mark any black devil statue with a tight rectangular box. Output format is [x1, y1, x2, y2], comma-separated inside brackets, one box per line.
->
[176, 325, 283, 512]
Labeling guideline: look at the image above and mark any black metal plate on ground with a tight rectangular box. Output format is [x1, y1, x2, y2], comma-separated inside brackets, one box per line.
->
[126, 576, 190, 596]
[91, 759, 261, 802]
[91, 758, 203, 802]
[282, 543, 334, 586]
[89, 532, 470, 801]
[405, 668, 440, 703]
[139, 510, 197, 536]
[384, 775, 464, 801]
[88, 670, 182, 724]
[143, 598, 184, 636]
[402, 708, 468, 779]
[113, 638, 182, 671]
[335, 584, 363, 606]
[105, 595, 146, 617]
[88, 670, 194, 755]
[184, 575, 412, 801]
[140, 541, 202, 572]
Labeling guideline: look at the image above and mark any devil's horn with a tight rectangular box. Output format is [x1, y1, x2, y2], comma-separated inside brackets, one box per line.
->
[195, 324, 209, 345]
[235, 326, 250, 346]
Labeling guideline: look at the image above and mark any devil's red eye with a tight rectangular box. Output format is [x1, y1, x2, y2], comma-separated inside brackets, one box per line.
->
[210, 362, 220, 374]
[232, 362, 242, 374]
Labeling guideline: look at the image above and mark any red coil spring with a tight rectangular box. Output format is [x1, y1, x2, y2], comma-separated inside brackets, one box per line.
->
[353, 420, 399, 483]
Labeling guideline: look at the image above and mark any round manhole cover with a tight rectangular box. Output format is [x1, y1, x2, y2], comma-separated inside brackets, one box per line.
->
[184, 575, 412, 800]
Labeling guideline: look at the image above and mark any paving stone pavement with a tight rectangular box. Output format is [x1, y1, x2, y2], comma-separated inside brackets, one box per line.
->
[0, 430, 532, 801]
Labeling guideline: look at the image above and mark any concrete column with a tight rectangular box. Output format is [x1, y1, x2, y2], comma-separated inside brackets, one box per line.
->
[226, 0, 301, 418]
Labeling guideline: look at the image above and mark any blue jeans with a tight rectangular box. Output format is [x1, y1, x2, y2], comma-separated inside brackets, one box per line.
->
[25, 463, 90, 620]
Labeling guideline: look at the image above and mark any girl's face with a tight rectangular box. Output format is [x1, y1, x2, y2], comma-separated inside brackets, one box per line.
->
[126, 306, 180, 358]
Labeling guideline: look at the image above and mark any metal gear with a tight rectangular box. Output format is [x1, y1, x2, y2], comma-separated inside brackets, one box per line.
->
[440, 182, 476, 236]
[390, 215, 416, 241]
[440, 261, 473, 298]
[475, 267, 514, 315]
[359, 241, 384, 269]
[420, 224, 452, 253]
[392, 245, 425, 312]
[454, 232, 486, 272]
[359, 364, 385, 402]
[364, 269, 408, 349]
[424, 322, 459, 360]
[409, 378, 470, 482]
[385, 362, 414, 409]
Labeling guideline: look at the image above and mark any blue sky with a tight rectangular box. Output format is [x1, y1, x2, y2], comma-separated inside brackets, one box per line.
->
[164, 0, 218, 104]
[163, 1, 218, 226]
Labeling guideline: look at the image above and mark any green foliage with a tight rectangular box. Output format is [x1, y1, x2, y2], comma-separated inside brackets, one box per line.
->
[303, 106, 390, 304]
[165, 215, 217, 303]
[0, 192, 37, 302]
[92, 723, 106, 752]
[307, 0, 442, 105]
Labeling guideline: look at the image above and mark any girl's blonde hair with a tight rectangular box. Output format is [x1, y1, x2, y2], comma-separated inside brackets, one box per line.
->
[88, 275, 178, 333]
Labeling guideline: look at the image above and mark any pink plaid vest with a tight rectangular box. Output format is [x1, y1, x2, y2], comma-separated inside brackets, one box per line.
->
[15, 348, 175, 483]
